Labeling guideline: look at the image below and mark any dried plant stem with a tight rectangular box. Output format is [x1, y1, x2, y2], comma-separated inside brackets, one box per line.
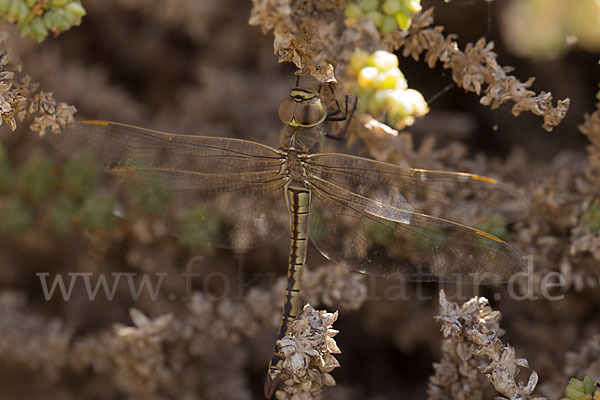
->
[386, 8, 570, 132]
[428, 290, 546, 400]
[0, 32, 76, 135]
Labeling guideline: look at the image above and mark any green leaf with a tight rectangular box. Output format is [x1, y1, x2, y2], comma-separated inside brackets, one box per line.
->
[412, 225, 446, 252]
[42, 10, 55, 29]
[180, 207, 220, 247]
[127, 183, 171, 216]
[309, 212, 329, 242]
[580, 202, 600, 232]
[78, 194, 117, 231]
[363, 216, 395, 245]
[583, 376, 595, 394]
[48, 194, 78, 235]
[17, 150, 58, 201]
[0, 0, 10, 13]
[567, 378, 585, 399]
[379, 14, 398, 35]
[16, 0, 29, 23]
[30, 16, 48, 37]
[8, 1, 22, 20]
[0, 144, 11, 193]
[345, 3, 364, 20]
[476, 213, 508, 240]
[0, 198, 33, 233]
[395, 12, 412, 31]
[60, 154, 101, 197]
[358, 0, 379, 13]
[65, 2, 86, 17]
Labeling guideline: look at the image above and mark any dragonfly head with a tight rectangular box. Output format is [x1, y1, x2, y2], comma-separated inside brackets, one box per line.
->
[278, 87, 327, 128]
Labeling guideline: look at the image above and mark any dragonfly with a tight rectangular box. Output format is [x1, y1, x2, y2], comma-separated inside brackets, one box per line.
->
[50, 84, 527, 398]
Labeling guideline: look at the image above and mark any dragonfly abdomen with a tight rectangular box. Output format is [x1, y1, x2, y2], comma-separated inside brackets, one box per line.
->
[264, 186, 311, 398]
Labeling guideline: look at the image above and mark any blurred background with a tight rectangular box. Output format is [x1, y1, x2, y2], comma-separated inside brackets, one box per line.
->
[0, 0, 599, 399]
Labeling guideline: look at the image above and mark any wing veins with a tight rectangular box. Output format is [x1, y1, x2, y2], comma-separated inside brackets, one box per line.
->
[81, 121, 282, 160]
[308, 175, 509, 246]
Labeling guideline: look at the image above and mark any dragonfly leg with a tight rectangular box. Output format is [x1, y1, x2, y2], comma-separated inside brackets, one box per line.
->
[325, 84, 343, 119]
[326, 95, 357, 141]
[264, 373, 281, 399]
[320, 82, 358, 141]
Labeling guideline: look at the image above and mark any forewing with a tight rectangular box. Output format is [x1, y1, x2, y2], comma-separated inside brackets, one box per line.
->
[305, 153, 528, 227]
[50, 121, 289, 248]
[307, 176, 526, 284]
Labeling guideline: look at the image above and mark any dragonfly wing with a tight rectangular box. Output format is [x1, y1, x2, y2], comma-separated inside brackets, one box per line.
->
[51, 121, 289, 249]
[307, 175, 526, 284]
[305, 153, 528, 226]
[51, 121, 285, 190]
[157, 182, 289, 249]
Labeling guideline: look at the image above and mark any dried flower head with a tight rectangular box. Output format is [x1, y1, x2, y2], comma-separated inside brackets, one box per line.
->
[302, 263, 368, 311]
[0, 32, 76, 135]
[386, 8, 570, 132]
[429, 290, 546, 400]
[275, 304, 340, 400]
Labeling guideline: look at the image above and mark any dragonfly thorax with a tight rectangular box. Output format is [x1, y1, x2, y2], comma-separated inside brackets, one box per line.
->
[278, 87, 327, 128]
[284, 149, 308, 183]
[279, 124, 325, 155]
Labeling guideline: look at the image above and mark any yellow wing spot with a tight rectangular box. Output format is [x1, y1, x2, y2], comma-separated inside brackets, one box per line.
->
[410, 169, 426, 179]
[82, 120, 109, 126]
[110, 166, 138, 173]
[475, 229, 503, 243]
[471, 174, 498, 184]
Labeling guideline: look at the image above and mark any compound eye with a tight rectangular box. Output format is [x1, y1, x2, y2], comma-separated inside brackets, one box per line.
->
[278, 98, 296, 124]
[294, 102, 325, 127]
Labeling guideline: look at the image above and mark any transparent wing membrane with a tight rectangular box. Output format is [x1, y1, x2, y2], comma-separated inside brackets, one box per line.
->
[305, 154, 527, 283]
[160, 184, 289, 249]
[51, 121, 286, 190]
[50, 120, 527, 280]
[305, 153, 528, 226]
[51, 121, 289, 248]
